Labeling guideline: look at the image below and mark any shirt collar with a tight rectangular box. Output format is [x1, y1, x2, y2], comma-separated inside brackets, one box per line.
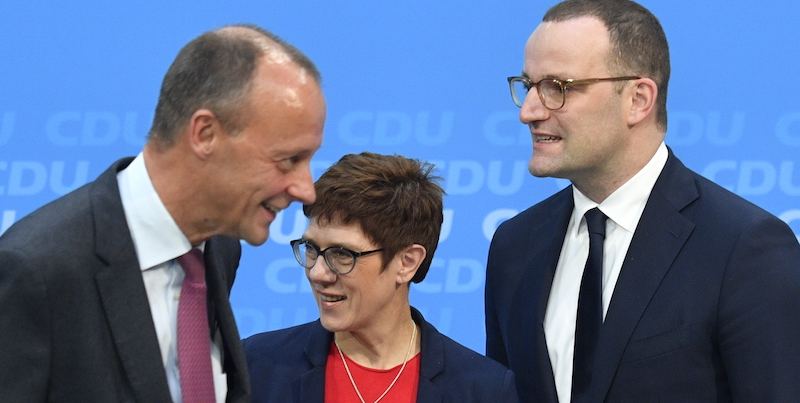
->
[117, 153, 200, 270]
[572, 142, 669, 232]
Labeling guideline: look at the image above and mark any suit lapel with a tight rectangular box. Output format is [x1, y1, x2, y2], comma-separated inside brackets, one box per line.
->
[204, 236, 250, 400]
[91, 159, 172, 402]
[512, 188, 573, 403]
[536, 192, 573, 403]
[526, 192, 573, 326]
[294, 311, 446, 402]
[589, 152, 697, 402]
[414, 308, 444, 402]
[299, 321, 330, 402]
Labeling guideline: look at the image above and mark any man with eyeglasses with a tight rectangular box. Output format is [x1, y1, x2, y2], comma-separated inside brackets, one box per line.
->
[484, 0, 800, 402]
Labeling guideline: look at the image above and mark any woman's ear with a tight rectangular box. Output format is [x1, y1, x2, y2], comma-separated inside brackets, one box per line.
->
[396, 244, 426, 285]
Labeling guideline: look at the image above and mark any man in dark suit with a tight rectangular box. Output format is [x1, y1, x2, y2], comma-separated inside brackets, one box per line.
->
[485, 0, 800, 402]
[0, 25, 326, 402]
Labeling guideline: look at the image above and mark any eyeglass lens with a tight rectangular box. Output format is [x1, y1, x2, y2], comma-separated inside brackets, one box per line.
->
[511, 78, 564, 109]
[293, 240, 356, 274]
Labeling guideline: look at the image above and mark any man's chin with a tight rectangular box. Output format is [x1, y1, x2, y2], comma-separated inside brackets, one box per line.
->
[242, 230, 270, 246]
[528, 159, 569, 179]
[528, 163, 551, 178]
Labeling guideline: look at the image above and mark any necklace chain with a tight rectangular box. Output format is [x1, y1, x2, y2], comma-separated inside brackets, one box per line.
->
[335, 323, 417, 403]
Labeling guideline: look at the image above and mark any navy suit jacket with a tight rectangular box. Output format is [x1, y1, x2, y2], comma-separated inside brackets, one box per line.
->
[485, 150, 800, 402]
[0, 158, 250, 402]
[243, 307, 519, 402]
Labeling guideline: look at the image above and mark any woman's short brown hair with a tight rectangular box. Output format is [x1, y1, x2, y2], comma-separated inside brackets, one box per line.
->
[303, 152, 444, 283]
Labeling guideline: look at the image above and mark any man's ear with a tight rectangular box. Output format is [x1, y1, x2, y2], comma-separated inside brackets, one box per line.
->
[186, 108, 220, 159]
[396, 244, 426, 285]
[627, 78, 658, 126]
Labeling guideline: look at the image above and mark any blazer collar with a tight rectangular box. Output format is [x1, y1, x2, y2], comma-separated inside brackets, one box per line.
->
[92, 157, 173, 402]
[587, 150, 697, 402]
[299, 320, 332, 402]
[204, 236, 251, 400]
[298, 307, 447, 402]
[515, 188, 574, 403]
[413, 307, 445, 402]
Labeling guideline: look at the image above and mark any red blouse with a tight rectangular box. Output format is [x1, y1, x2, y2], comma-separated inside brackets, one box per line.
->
[324, 341, 420, 402]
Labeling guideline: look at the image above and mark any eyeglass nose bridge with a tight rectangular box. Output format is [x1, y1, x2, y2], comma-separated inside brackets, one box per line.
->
[309, 252, 343, 276]
[537, 79, 567, 110]
[306, 252, 327, 272]
[508, 77, 564, 110]
[296, 243, 351, 275]
[530, 79, 564, 110]
[525, 82, 549, 109]
[292, 240, 327, 273]
[297, 246, 343, 276]
[529, 81, 559, 111]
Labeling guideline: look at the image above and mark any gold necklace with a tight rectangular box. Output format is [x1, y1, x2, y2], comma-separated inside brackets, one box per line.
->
[335, 323, 417, 403]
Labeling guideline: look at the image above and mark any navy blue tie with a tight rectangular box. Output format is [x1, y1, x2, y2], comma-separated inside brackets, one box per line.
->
[572, 207, 607, 401]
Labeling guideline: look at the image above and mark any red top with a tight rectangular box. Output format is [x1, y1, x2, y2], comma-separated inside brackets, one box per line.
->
[324, 341, 420, 403]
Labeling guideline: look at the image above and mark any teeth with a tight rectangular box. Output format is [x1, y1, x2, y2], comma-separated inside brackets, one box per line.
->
[262, 203, 281, 214]
[320, 294, 346, 302]
[536, 135, 559, 143]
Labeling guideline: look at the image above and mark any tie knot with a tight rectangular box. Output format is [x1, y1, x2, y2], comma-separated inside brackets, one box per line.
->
[584, 208, 607, 238]
[178, 248, 206, 283]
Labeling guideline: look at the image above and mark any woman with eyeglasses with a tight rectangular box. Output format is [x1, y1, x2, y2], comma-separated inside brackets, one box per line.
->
[243, 152, 518, 402]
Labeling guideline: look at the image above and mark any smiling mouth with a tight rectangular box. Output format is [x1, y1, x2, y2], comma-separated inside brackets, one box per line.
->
[262, 202, 281, 214]
[535, 135, 560, 143]
[320, 294, 346, 302]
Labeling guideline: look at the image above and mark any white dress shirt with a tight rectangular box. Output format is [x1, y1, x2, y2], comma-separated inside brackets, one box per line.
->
[117, 153, 227, 403]
[544, 142, 668, 403]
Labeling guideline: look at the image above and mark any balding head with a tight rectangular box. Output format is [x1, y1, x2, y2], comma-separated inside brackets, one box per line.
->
[147, 24, 321, 147]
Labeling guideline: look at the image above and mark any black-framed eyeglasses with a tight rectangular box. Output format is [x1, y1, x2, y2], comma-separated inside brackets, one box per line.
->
[290, 239, 384, 275]
[507, 76, 640, 110]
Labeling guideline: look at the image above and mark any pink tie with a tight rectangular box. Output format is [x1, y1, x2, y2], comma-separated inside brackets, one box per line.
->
[177, 249, 216, 402]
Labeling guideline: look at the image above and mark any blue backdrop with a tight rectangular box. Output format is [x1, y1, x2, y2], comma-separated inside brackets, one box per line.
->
[2, 1, 798, 354]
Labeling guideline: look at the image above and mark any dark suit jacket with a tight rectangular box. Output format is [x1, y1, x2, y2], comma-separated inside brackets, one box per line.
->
[0, 158, 250, 402]
[485, 150, 800, 402]
[243, 307, 519, 402]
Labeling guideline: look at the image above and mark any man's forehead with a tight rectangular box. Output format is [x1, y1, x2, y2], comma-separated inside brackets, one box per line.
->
[528, 16, 609, 48]
[523, 17, 611, 76]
